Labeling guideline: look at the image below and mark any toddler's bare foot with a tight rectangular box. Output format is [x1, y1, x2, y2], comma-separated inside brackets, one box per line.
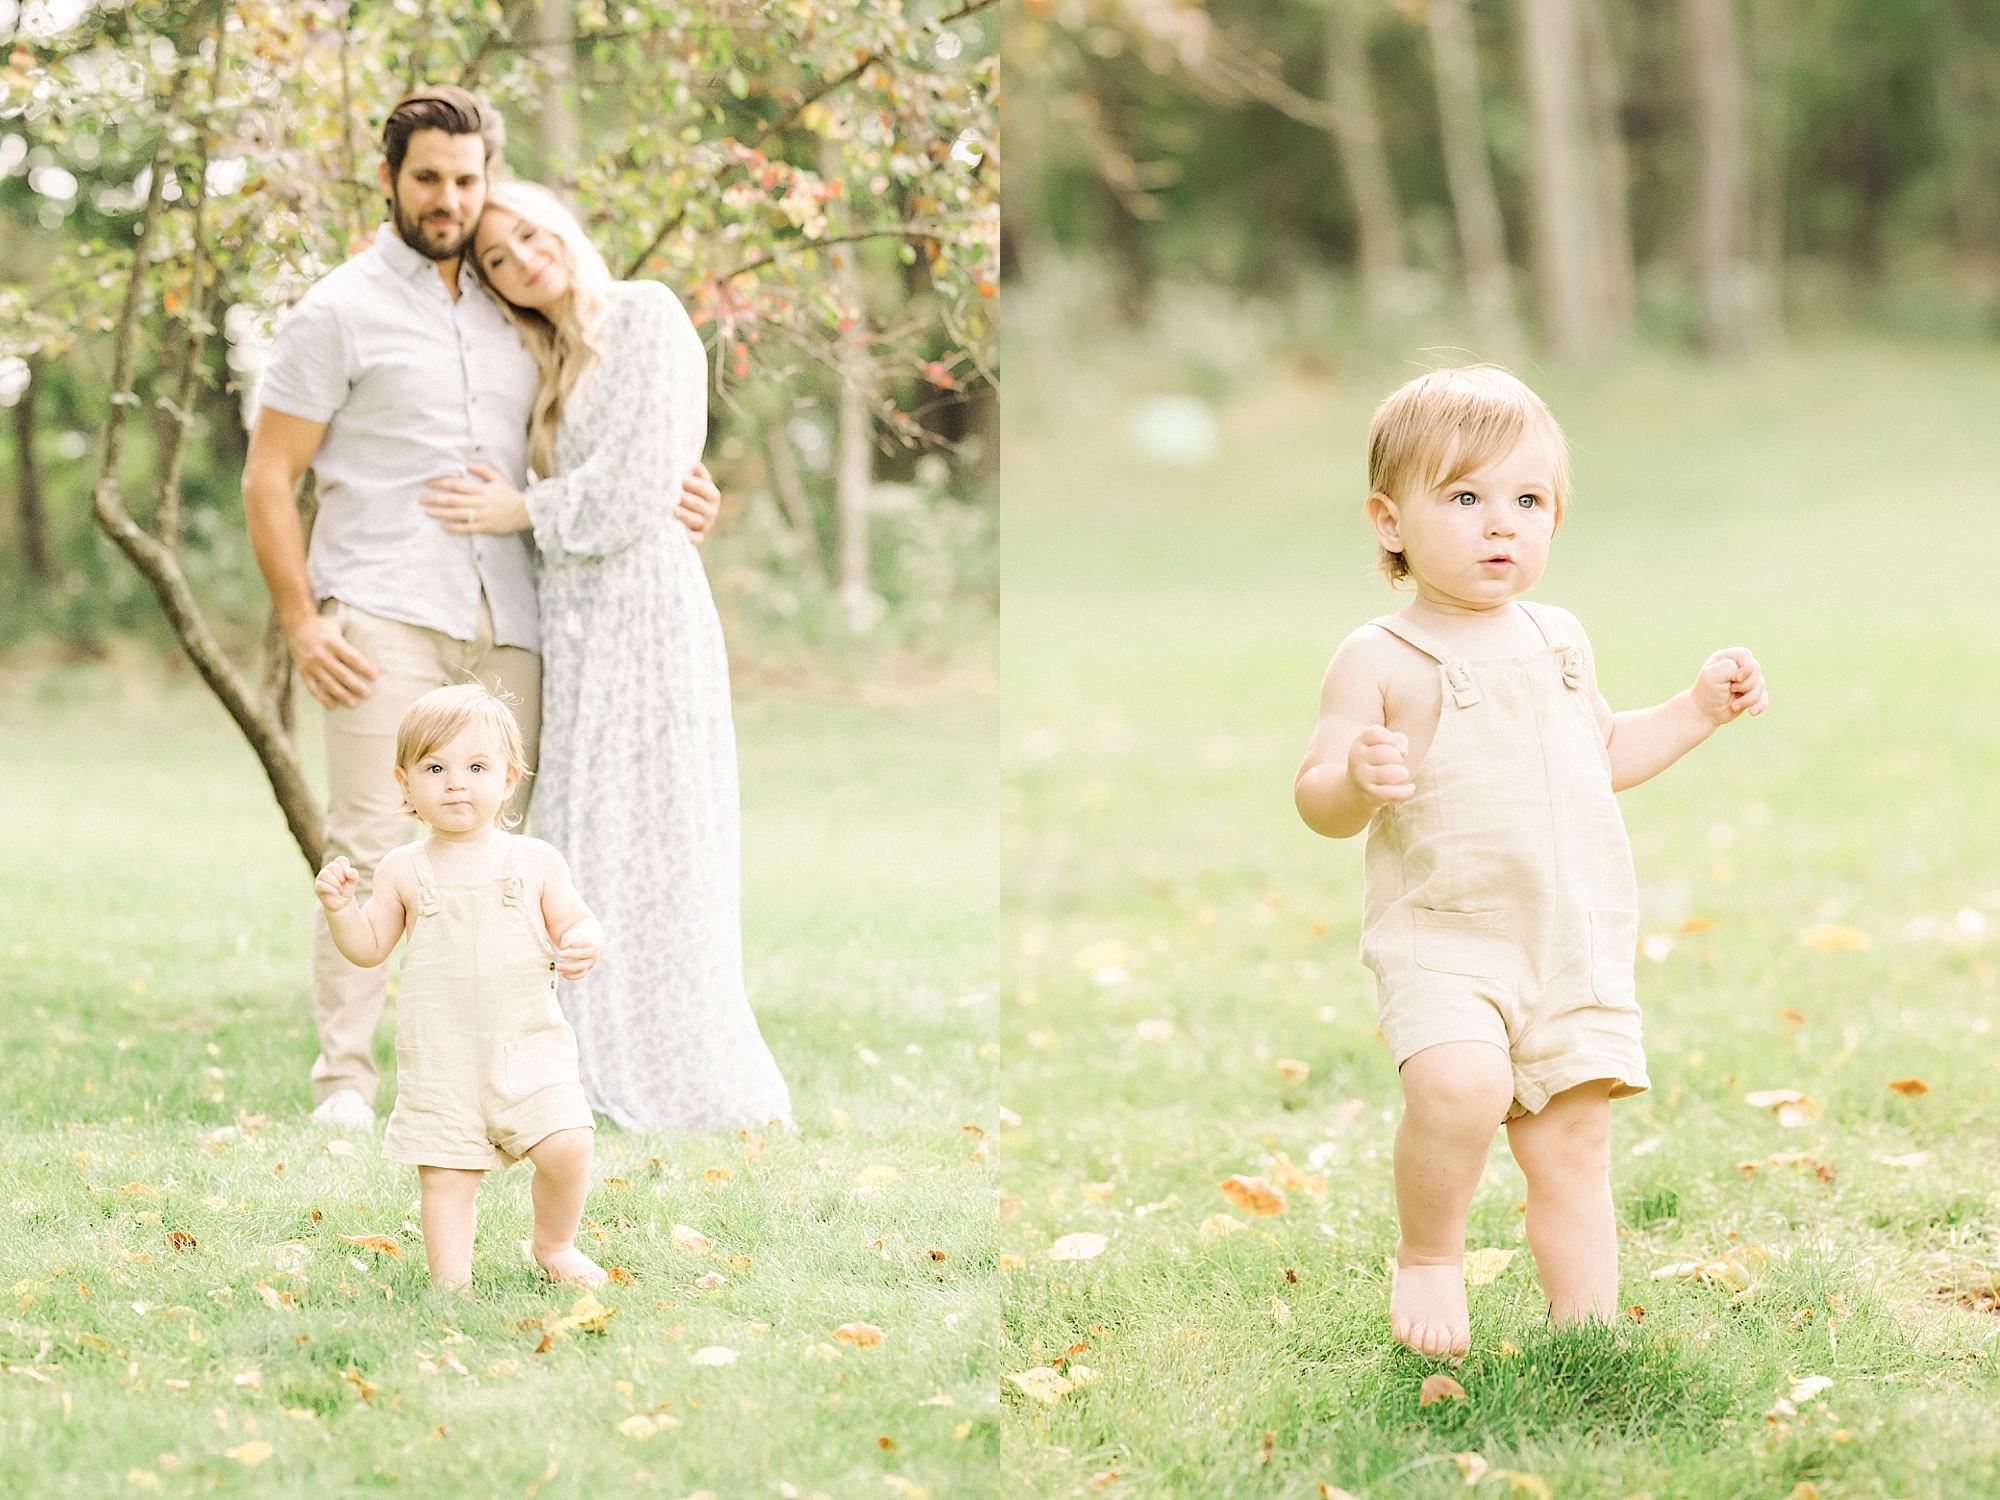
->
[534, 1242, 607, 1287]
[1391, 1250, 1471, 1358]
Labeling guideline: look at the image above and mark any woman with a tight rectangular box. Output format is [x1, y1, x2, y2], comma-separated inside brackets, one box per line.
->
[418, 180, 792, 1135]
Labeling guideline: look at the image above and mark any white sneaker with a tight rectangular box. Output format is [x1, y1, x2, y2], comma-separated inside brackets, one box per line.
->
[309, 1088, 377, 1130]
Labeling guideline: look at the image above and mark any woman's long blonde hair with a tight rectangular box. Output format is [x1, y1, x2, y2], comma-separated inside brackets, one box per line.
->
[472, 180, 616, 480]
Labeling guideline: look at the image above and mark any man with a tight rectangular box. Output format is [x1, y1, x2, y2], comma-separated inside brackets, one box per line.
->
[244, 87, 718, 1130]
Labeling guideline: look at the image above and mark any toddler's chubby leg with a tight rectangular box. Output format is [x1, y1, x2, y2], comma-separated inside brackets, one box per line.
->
[524, 1127, 607, 1287]
[1505, 1079, 1617, 1326]
[1391, 1041, 1515, 1358]
[416, 1165, 486, 1290]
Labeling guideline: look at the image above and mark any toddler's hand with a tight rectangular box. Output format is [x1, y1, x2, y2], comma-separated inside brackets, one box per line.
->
[1347, 724, 1414, 807]
[556, 921, 601, 981]
[315, 856, 359, 913]
[1692, 647, 1767, 726]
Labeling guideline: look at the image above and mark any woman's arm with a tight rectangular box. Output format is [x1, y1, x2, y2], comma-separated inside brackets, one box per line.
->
[525, 283, 710, 560]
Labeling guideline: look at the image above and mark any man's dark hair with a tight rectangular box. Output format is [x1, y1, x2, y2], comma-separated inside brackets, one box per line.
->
[381, 86, 505, 181]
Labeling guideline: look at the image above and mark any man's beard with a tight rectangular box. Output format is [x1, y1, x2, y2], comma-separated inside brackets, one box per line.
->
[390, 186, 477, 263]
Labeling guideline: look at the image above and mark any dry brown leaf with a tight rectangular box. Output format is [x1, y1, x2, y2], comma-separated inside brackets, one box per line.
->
[1680, 916, 1716, 935]
[601, 1177, 631, 1190]
[606, 1267, 635, 1285]
[726, 1256, 752, 1271]
[254, 1282, 297, 1314]
[165, 1230, 197, 1254]
[1778, 1008, 1806, 1025]
[1276, 1058, 1311, 1083]
[670, 1224, 712, 1254]
[119, 1183, 159, 1199]
[833, 1321, 885, 1348]
[1887, 1077, 1931, 1096]
[1744, 1088, 1808, 1109]
[1419, 1373, 1466, 1406]
[1219, 1175, 1283, 1217]
[341, 1366, 378, 1402]
[343, 1234, 403, 1258]
[1800, 925, 1870, 951]
[703, 1168, 731, 1183]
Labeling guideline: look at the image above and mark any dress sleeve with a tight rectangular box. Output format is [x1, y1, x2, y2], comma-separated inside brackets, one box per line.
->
[524, 282, 709, 561]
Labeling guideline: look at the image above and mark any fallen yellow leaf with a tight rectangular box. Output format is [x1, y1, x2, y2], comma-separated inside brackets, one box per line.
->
[1886, 1077, 1930, 1096]
[1464, 1247, 1516, 1286]
[1276, 1058, 1311, 1083]
[1799, 925, 1870, 951]
[1048, 1232, 1108, 1262]
[223, 1441, 273, 1467]
[1007, 1367, 1073, 1401]
[557, 1292, 616, 1333]
[1452, 1452, 1490, 1483]
[833, 1321, 884, 1348]
[343, 1234, 403, 1258]
[617, 1415, 659, 1440]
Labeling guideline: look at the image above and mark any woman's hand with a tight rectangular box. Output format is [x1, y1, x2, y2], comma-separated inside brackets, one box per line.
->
[675, 461, 721, 544]
[419, 462, 531, 534]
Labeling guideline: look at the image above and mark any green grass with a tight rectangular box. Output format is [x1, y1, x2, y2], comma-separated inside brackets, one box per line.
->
[1001, 338, 2000, 1498]
[0, 665, 998, 1497]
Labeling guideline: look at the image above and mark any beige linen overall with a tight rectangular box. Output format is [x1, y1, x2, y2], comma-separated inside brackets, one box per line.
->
[1359, 602, 1649, 1117]
[381, 837, 595, 1170]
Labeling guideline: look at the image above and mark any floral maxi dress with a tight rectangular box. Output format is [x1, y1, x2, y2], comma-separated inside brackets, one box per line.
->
[524, 279, 793, 1134]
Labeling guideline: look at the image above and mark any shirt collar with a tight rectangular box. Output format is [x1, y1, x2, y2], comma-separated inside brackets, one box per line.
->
[372, 222, 460, 290]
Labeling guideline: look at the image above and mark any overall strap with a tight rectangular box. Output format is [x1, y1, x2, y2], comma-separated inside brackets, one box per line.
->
[1516, 601, 1589, 691]
[408, 841, 442, 917]
[499, 833, 527, 910]
[1370, 616, 1482, 709]
[1515, 600, 1565, 647]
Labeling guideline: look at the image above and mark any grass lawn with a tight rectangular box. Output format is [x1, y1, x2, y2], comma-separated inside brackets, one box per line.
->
[0, 665, 998, 1497]
[1001, 338, 2000, 1498]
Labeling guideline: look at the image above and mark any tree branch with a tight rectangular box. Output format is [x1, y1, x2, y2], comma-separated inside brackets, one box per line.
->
[621, 0, 1000, 280]
[699, 222, 979, 286]
[459, 0, 539, 86]
[91, 16, 327, 875]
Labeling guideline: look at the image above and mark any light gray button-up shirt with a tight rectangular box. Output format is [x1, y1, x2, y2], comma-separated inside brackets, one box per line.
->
[258, 224, 543, 651]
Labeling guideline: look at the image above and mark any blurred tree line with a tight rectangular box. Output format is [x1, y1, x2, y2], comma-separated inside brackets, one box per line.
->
[0, 0, 997, 677]
[1006, 0, 2000, 363]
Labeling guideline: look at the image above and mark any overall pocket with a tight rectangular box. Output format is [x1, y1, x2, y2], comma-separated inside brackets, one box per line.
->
[1412, 908, 1512, 979]
[1589, 908, 1641, 1008]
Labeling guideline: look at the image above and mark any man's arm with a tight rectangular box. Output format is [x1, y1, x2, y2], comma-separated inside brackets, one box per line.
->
[242, 408, 379, 708]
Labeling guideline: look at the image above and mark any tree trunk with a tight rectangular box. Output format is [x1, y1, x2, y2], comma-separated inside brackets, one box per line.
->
[91, 20, 327, 875]
[1323, 0, 1408, 327]
[1425, 0, 1523, 362]
[1944, 0, 2000, 262]
[1745, 0, 1787, 337]
[832, 326, 879, 634]
[259, 471, 318, 737]
[535, 0, 580, 180]
[1577, 0, 1635, 336]
[1687, 0, 1756, 352]
[763, 419, 825, 584]
[1518, 0, 1613, 362]
[11, 356, 51, 581]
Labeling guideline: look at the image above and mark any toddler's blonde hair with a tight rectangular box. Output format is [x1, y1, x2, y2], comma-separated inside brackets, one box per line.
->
[394, 682, 531, 827]
[1367, 364, 1571, 586]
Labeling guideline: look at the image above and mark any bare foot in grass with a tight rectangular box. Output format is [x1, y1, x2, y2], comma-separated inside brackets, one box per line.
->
[1391, 1252, 1470, 1358]
[534, 1243, 607, 1287]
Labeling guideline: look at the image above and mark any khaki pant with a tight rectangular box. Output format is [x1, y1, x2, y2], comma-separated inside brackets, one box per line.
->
[309, 596, 541, 1107]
